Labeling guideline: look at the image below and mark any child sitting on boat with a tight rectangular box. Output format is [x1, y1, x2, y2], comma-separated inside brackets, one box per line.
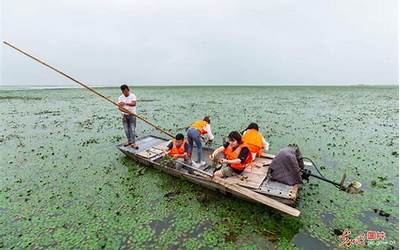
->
[164, 133, 190, 161]
[210, 131, 253, 178]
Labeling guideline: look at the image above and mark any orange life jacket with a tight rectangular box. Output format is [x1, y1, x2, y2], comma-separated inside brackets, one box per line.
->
[190, 120, 208, 135]
[169, 140, 186, 156]
[223, 143, 253, 171]
[242, 129, 264, 154]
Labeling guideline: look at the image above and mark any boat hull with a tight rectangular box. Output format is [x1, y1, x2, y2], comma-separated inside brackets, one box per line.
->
[117, 135, 299, 208]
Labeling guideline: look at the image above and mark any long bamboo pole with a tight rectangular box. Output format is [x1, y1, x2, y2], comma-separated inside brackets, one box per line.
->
[3, 41, 174, 138]
[4, 41, 301, 216]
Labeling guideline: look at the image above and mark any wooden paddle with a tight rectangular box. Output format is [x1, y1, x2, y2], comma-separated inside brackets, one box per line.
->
[3, 41, 174, 139]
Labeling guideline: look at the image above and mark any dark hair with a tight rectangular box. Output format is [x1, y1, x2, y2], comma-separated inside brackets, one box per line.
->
[120, 84, 129, 91]
[228, 131, 242, 144]
[203, 116, 210, 124]
[246, 122, 259, 131]
[175, 133, 184, 141]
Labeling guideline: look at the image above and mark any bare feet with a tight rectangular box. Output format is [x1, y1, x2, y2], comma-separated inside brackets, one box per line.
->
[130, 144, 139, 149]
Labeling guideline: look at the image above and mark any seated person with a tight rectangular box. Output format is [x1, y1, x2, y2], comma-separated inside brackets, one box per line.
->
[242, 123, 269, 160]
[269, 144, 304, 185]
[210, 131, 253, 178]
[164, 133, 189, 161]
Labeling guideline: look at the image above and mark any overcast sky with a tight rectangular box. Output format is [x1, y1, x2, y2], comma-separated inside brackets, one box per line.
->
[1, 0, 398, 86]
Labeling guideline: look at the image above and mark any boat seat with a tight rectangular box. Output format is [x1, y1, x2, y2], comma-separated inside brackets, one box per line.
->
[257, 179, 299, 200]
[223, 157, 271, 189]
[136, 141, 169, 159]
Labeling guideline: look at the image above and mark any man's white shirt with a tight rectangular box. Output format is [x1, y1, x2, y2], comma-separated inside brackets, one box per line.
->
[118, 93, 137, 115]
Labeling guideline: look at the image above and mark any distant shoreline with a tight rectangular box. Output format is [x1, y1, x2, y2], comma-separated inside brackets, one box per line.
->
[0, 84, 398, 91]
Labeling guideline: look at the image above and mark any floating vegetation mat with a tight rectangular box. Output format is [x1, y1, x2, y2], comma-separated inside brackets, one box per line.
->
[0, 86, 398, 249]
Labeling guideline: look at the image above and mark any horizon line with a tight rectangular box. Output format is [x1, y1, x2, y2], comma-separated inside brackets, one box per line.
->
[1, 83, 398, 90]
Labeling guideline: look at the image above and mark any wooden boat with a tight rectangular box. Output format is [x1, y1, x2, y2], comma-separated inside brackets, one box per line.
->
[117, 135, 301, 216]
[3, 42, 303, 216]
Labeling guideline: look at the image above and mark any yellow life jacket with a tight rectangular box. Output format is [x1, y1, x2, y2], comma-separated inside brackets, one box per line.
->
[190, 120, 208, 134]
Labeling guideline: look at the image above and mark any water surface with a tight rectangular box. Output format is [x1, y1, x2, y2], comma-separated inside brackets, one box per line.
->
[0, 86, 398, 249]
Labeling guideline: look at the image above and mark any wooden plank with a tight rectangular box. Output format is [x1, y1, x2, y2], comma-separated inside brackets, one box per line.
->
[252, 157, 272, 167]
[258, 179, 297, 199]
[261, 153, 276, 159]
[223, 163, 269, 189]
[152, 141, 171, 150]
[137, 147, 164, 159]
[212, 177, 301, 217]
[289, 184, 299, 200]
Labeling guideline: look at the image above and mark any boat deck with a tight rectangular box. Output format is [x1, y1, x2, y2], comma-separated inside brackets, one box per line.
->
[118, 135, 299, 204]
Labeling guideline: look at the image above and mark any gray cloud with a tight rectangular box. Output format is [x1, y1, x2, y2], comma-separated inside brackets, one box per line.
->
[1, 0, 398, 86]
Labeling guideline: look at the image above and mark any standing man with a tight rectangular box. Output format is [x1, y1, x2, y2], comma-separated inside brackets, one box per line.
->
[117, 84, 138, 149]
[187, 116, 214, 167]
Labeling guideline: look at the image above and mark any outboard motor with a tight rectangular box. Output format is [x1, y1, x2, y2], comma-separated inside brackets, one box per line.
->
[269, 144, 304, 185]
[270, 144, 362, 193]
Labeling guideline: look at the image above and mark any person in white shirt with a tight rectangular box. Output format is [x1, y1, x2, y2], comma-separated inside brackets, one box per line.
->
[187, 116, 214, 167]
[117, 84, 138, 149]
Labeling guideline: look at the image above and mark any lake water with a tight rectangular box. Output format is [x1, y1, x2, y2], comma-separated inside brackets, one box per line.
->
[1, 86, 398, 249]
